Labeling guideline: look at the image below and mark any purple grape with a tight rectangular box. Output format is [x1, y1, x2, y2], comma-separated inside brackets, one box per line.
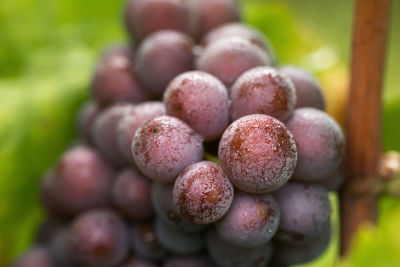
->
[92, 103, 136, 166]
[279, 66, 325, 110]
[77, 101, 100, 145]
[285, 108, 345, 182]
[124, 0, 191, 42]
[273, 182, 331, 245]
[164, 71, 229, 141]
[121, 257, 159, 267]
[218, 114, 297, 194]
[173, 161, 234, 224]
[230, 67, 297, 122]
[196, 37, 271, 86]
[136, 30, 195, 97]
[48, 229, 73, 267]
[131, 222, 168, 261]
[154, 219, 205, 255]
[111, 168, 154, 221]
[35, 219, 66, 245]
[316, 169, 345, 192]
[90, 45, 149, 107]
[132, 115, 204, 183]
[67, 210, 129, 267]
[202, 23, 268, 50]
[152, 182, 208, 233]
[40, 146, 114, 217]
[163, 255, 212, 267]
[215, 191, 280, 248]
[206, 229, 273, 267]
[12, 246, 54, 267]
[190, 0, 240, 39]
[117, 101, 166, 163]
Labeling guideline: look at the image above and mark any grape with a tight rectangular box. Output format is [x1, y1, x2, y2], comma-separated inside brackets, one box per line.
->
[40, 146, 114, 217]
[92, 103, 136, 166]
[131, 222, 168, 261]
[316, 169, 345, 192]
[117, 101, 166, 163]
[202, 23, 268, 50]
[77, 101, 100, 145]
[90, 45, 149, 107]
[111, 168, 154, 221]
[218, 114, 297, 194]
[35, 219, 65, 244]
[136, 30, 195, 97]
[273, 182, 331, 245]
[154, 219, 205, 255]
[215, 191, 280, 248]
[272, 223, 331, 266]
[173, 161, 234, 224]
[12, 246, 54, 267]
[196, 37, 271, 86]
[163, 255, 212, 267]
[132, 115, 204, 183]
[67, 210, 129, 267]
[152, 182, 208, 233]
[48, 229, 74, 267]
[121, 257, 158, 267]
[164, 71, 229, 141]
[124, 0, 191, 41]
[230, 66, 296, 122]
[285, 108, 345, 182]
[206, 229, 273, 267]
[191, 0, 240, 39]
[279, 66, 325, 110]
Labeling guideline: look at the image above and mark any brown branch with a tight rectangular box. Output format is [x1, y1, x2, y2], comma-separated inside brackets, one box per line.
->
[340, 0, 391, 255]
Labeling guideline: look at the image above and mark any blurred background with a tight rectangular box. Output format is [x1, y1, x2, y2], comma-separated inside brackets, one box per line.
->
[0, 0, 399, 266]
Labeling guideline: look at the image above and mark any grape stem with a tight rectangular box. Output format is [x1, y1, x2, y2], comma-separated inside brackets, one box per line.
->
[340, 0, 391, 256]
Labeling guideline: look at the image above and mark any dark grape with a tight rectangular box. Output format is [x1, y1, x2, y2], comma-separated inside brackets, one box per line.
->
[163, 255, 212, 267]
[173, 161, 234, 224]
[124, 0, 191, 41]
[67, 210, 129, 267]
[154, 219, 205, 255]
[117, 101, 166, 162]
[136, 30, 195, 97]
[279, 65, 325, 110]
[77, 101, 100, 145]
[91, 45, 149, 107]
[218, 114, 297, 194]
[164, 71, 229, 141]
[215, 191, 280, 248]
[285, 108, 345, 182]
[12, 246, 54, 267]
[230, 66, 296, 122]
[206, 229, 273, 267]
[40, 146, 114, 217]
[196, 37, 271, 86]
[35, 219, 66, 244]
[48, 229, 73, 267]
[92, 103, 136, 166]
[132, 115, 204, 183]
[131, 222, 168, 261]
[112, 168, 154, 221]
[191, 0, 240, 39]
[316, 169, 345, 192]
[121, 257, 158, 267]
[273, 182, 331, 245]
[152, 182, 208, 233]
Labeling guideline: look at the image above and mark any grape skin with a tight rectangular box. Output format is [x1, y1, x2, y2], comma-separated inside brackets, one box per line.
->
[121, 257, 158, 267]
[273, 182, 331, 245]
[12, 246, 54, 267]
[173, 161, 234, 224]
[164, 71, 229, 141]
[215, 191, 280, 248]
[196, 37, 271, 86]
[111, 168, 154, 221]
[285, 107, 345, 182]
[163, 255, 212, 267]
[77, 101, 100, 146]
[218, 114, 297, 194]
[132, 115, 204, 183]
[131, 222, 168, 261]
[136, 30, 195, 98]
[230, 66, 297, 122]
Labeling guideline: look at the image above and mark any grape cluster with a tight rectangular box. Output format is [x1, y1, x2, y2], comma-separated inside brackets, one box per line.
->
[13, 1, 345, 267]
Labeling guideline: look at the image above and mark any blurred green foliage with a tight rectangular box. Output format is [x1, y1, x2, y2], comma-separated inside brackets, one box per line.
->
[0, 0, 399, 266]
